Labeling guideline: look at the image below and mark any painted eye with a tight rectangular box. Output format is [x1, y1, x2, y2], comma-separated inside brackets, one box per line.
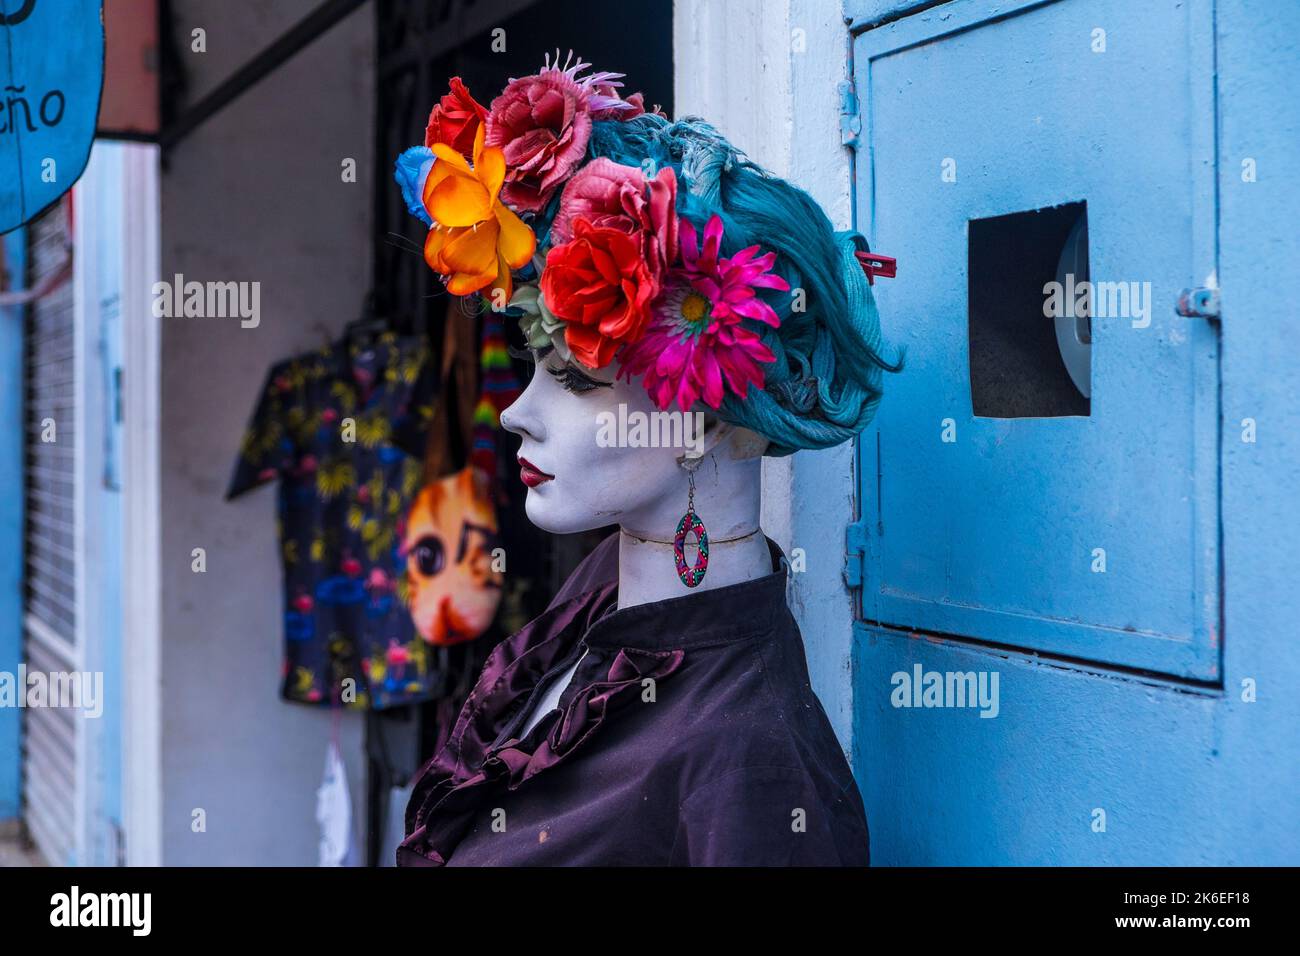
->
[412, 536, 444, 576]
[547, 364, 610, 394]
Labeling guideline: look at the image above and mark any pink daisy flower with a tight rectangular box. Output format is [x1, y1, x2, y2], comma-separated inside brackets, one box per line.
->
[620, 216, 790, 412]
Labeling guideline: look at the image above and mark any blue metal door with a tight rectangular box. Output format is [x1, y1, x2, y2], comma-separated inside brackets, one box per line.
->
[845, 0, 1243, 864]
[849, 0, 1220, 680]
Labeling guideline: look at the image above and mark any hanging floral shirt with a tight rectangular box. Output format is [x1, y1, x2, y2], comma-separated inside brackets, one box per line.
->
[226, 333, 440, 710]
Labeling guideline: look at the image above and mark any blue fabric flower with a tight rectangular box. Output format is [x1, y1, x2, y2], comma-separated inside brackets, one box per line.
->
[394, 146, 436, 227]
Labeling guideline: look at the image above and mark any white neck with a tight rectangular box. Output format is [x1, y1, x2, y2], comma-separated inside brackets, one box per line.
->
[616, 450, 771, 609]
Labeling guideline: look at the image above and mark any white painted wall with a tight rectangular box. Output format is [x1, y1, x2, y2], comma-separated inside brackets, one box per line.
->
[158, 0, 373, 865]
[119, 143, 164, 867]
[674, 0, 860, 748]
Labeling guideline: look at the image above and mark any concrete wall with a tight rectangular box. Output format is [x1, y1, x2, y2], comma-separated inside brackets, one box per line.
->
[674, 0, 860, 750]
[159, 0, 373, 865]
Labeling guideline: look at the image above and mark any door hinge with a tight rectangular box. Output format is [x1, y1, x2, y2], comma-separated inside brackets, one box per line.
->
[844, 520, 869, 589]
[114, 821, 127, 867]
[838, 79, 861, 148]
[1176, 286, 1220, 320]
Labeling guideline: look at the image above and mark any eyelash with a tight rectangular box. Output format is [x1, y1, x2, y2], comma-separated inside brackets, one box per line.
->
[505, 342, 609, 393]
[547, 364, 609, 394]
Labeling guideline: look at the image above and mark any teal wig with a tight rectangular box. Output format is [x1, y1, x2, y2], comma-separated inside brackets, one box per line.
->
[577, 114, 901, 457]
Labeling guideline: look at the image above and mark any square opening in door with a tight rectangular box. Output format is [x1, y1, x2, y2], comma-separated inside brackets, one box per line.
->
[968, 202, 1091, 418]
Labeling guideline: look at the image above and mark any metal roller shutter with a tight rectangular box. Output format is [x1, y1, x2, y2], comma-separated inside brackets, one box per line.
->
[22, 202, 80, 867]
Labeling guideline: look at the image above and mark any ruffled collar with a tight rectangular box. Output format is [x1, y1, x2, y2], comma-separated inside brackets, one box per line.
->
[397, 535, 791, 866]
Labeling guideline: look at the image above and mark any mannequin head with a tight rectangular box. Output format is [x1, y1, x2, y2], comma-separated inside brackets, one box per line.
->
[398, 64, 901, 545]
[499, 347, 767, 539]
[399, 62, 902, 603]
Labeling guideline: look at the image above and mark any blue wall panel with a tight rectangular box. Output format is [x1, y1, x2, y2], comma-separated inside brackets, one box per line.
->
[850, 0, 1300, 864]
[0, 229, 24, 821]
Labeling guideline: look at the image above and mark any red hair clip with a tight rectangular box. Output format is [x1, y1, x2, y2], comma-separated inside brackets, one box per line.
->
[855, 251, 896, 285]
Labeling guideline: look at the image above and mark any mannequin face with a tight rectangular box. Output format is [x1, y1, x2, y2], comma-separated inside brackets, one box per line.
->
[499, 348, 703, 536]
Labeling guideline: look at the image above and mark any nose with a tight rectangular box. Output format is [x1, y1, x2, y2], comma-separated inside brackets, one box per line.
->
[499, 376, 545, 443]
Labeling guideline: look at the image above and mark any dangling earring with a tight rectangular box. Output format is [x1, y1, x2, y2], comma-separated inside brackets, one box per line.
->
[673, 460, 709, 588]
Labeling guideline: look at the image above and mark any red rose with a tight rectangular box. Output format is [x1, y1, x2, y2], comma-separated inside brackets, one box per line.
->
[424, 77, 487, 161]
[541, 220, 660, 368]
[551, 158, 678, 277]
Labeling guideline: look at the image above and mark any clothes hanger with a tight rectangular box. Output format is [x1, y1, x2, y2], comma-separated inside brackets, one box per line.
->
[343, 291, 390, 351]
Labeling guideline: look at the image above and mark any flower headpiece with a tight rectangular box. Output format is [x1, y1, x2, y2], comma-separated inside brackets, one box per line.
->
[396, 55, 897, 440]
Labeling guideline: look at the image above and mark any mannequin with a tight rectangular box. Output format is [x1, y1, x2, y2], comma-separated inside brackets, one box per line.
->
[394, 60, 894, 867]
[503, 347, 774, 736]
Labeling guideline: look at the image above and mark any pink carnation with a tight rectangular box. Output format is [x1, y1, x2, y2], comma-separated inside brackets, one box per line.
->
[551, 158, 678, 277]
[485, 52, 634, 214]
[591, 86, 648, 120]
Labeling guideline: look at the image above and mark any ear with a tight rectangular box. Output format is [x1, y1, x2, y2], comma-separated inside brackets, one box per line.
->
[727, 425, 771, 460]
[699, 416, 734, 457]
[677, 416, 768, 464]
[678, 413, 727, 466]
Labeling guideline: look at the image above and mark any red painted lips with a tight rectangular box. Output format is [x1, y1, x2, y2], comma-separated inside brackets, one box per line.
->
[518, 457, 554, 488]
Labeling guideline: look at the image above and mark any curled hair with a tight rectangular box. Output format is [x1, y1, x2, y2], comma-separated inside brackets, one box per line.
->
[573, 114, 902, 456]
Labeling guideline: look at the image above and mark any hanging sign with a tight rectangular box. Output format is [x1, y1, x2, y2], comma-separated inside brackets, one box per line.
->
[0, 0, 104, 235]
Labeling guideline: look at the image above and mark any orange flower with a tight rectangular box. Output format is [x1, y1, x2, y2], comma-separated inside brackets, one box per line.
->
[422, 124, 536, 300]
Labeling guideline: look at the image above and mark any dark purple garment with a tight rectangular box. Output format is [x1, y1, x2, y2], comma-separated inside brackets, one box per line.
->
[397, 533, 870, 866]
